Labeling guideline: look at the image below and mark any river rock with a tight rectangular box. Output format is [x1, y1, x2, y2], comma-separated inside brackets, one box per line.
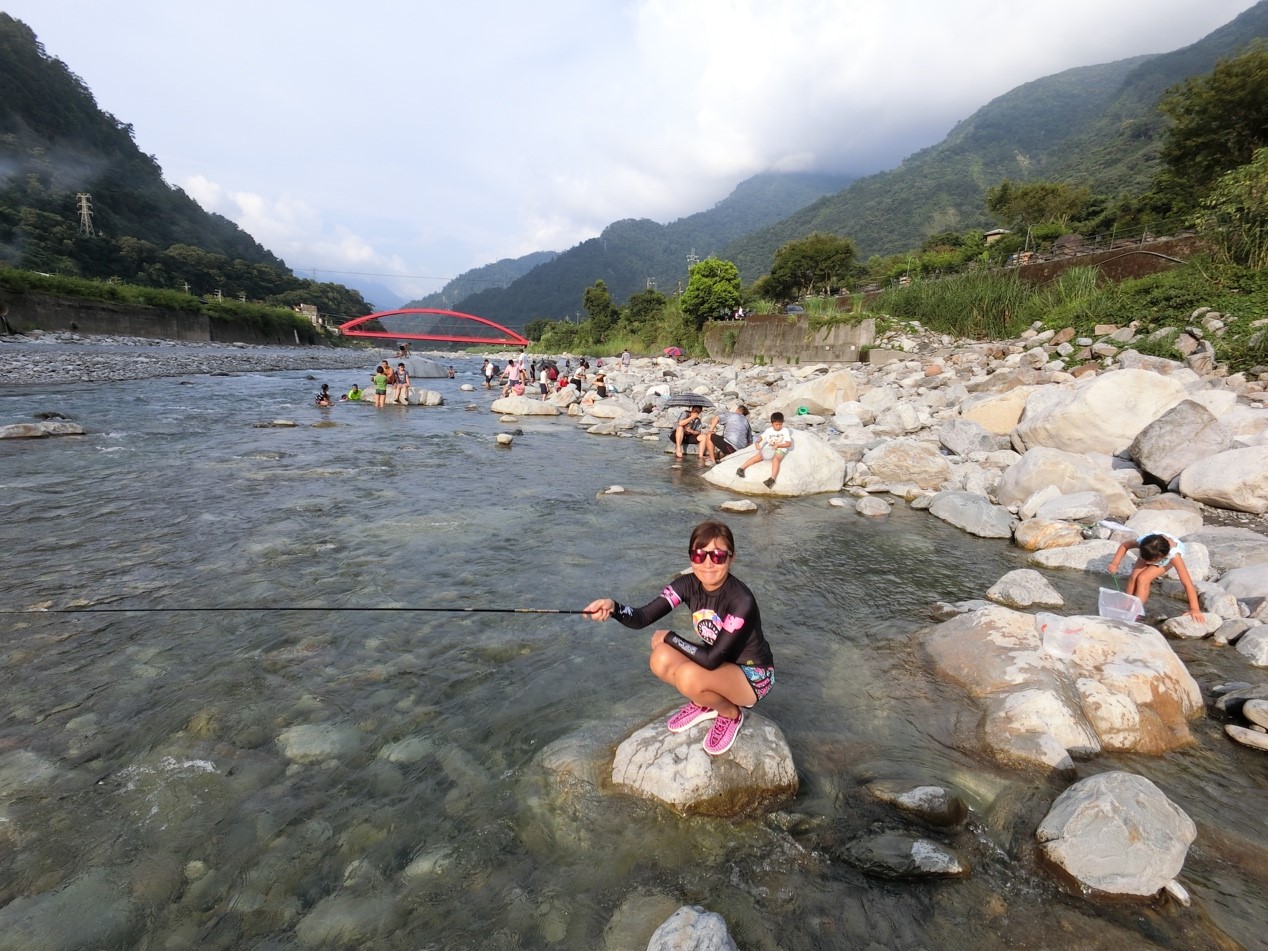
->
[1184, 527, 1268, 571]
[0, 867, 139, 951]
[1215, 563, 1268, 607]
[1161, 614, 1221, 639]
[938, 418, 1006, 456]
[1129, 399, 1233, 484]
[277, 723, 365, 763]
[600, 893, 685, 951]
[610, 712, 797, 817]
[986, 569, 1065, 608]
[838, 833, 969, 880]
[703, 427, 845, 497]
[1033, 491, 1109, 523]
[993, 447, 1135, 518]
[1225, 724, 1268, 751]
[1125, 508, 1204, 541]
[490, 395, 559, 416]
[1028, 539, 1120, 573]
[720, 499, 758, 513]
[1243, 699, 1268, 728]
[922, 606, 1203, 771]
[928, 491, 1015, 538]
[856, 496, 892, 518]
[865, 781, 969, 828]
[860, 438, 952, 489]
[0, 420, 87, 439]
[1211, 682, 1268, 717]
[0, 749, 64, 797]
[1012, 369, 1188, 455]
[1178, 445, 1268, 513]
[764, 368, 858, 417]
[584, 395, 640, 419]
[647, 906, 738, 951]
[960, 387, 1034, 435]
[1036, 771, 1196, 897]
[1213, 618, 1254, 646]
[1013, 518, 1085, 551]
[405, 388, 444, 406]
[1235, 628, 1268, 667]
[294, 893, 403, 948]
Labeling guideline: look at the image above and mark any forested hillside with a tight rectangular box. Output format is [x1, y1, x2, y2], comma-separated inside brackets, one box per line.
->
[724, 0, 1268, 279]
[438, 170, 853, 328]
[408, 251, 557, 310]
[0, 14, 370, 317]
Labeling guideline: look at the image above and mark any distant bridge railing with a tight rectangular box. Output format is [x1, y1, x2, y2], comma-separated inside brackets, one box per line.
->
[338, 308, 528, 347]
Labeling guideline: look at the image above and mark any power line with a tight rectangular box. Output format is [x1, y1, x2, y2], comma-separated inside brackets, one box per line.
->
[293, 266, 453, 282]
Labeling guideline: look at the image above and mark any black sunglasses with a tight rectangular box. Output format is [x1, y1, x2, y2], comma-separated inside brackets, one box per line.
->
[690, 548, 732, 565]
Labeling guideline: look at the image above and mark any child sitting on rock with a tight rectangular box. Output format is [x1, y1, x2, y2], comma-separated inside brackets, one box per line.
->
[1107, 532, 1204, 623]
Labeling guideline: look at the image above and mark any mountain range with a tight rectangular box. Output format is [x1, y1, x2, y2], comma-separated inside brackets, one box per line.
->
[4, 4, 1268, 328]
[415, 0, 1268, 329]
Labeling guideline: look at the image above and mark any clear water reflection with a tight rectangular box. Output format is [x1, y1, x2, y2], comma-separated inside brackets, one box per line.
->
[0, 358, 1263, 949]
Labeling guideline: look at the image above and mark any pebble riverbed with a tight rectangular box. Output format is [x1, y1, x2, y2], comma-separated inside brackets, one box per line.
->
[0, 330, 393, 385]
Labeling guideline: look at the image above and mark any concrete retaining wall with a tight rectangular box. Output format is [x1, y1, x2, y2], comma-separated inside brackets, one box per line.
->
[0, 290, 319, 346]
[703, 314, 875, 366]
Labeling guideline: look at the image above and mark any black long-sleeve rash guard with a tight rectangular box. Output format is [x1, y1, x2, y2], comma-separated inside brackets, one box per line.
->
[612, 573, 774, 671]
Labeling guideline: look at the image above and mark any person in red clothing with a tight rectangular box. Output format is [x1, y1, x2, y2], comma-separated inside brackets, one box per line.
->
[583, 520, 774, 756]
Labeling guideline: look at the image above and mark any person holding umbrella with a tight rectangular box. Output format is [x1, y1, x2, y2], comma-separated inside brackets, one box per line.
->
[673, 405, 705, 460]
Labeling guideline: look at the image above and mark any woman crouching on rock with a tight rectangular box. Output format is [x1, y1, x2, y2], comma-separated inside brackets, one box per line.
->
[583, 520, 774, 756]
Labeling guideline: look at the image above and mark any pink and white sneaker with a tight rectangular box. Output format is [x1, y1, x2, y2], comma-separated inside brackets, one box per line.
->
[702, 710, 744, 756]
[666, 702, 718, 733]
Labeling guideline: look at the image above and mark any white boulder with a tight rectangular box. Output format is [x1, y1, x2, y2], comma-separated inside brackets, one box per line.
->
[1036, 771, 1195, 897]
[1012, 369, 1188, 455]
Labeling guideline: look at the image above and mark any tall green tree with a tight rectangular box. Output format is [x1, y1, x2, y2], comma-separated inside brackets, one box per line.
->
[680, 258, 741, 330]
[1156, 45, 1268, 206]
[1194, 145, 1268, 268]
[984, 180, 1092, 230]
[582, 279, 618, 341]
[765, 233, 857, 301]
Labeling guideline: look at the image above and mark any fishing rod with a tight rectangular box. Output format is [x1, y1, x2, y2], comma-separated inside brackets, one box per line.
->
[1, 606, 596, 615]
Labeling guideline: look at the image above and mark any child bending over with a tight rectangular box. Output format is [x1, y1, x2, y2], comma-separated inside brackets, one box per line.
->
[1107, 532, 1204, 622]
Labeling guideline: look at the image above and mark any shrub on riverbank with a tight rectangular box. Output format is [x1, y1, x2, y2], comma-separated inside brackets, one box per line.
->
[869, 260, 1268, 372]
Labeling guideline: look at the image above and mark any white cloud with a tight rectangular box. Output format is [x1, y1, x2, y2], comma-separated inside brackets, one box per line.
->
[6, 0, 1257, 299]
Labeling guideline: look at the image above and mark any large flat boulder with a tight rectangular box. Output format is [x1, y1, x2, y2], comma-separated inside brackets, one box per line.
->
[860, 438, 952, 490]
[922, 606, 1202, 773]
[928, 490, 1015, 538]
[704, 427, 845, 497]
[1178, 445, 1268, 514]
[611, 712, 797, 818]
[993, 446, 1135, 519]
[764, 369, 858, 418]
[1012, 369, 1188, 455]
[490, 395, 560, 416]
[1129, 399, 1233, 485]
[1036, 771, 1195, 897]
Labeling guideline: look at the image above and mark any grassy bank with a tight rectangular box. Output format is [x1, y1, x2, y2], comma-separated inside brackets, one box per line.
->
[869, 260, 1268, 373]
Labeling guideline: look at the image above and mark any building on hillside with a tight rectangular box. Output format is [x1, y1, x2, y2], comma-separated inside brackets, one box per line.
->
[984, 228, 1011, 244]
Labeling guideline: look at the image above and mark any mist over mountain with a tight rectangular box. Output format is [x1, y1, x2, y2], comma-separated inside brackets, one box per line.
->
[724, 0, 1268, 278]
[415, 170, 853, 327]
[432, 0, 1268, 321]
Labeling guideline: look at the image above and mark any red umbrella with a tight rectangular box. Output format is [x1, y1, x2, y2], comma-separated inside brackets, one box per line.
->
[663, 346, 682, 357]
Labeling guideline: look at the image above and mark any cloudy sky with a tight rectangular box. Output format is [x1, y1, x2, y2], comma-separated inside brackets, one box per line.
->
[6, 0, 1261, 305]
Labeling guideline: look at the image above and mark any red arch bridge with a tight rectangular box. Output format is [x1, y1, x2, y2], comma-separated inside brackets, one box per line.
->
[337, 308, 529, 347]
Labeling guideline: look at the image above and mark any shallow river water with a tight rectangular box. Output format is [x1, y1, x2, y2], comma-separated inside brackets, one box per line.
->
[0, 354, 1265, 950]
